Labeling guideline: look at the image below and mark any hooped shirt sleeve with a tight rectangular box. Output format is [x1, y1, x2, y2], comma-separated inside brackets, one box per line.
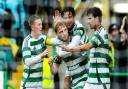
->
[68, 27, 84, 47]
[22, 39, 42, 66]
[90, 31, 104, 47]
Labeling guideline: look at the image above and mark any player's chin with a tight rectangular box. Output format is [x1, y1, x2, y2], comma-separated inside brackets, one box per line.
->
[38, 32, 42, 35]
[62, 38, 68, 42]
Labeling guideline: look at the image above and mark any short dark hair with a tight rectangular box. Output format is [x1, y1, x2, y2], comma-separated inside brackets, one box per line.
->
[28, 15, 41, 26]
[62, 7, 75, 17]
[87, 7, 102, 22]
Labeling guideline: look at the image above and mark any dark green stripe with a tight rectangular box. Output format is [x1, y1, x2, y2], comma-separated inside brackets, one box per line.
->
[31, 47, 46, 55]
[23, 55, 31, 60]
[91, 41, 108, 49]
[110, 72, 128, 76]
[75, 27, 85, 31]
[72, 68, 88, 80]
[93, 52, 109, 59]
[74, 86, 83, 89]
[30, 38, 44, 46]
[68, 59, 88, 71]
[90, 63, 108, 68]
[94, 34, 104, 44]
[22, 47, 31, 52]
[104, 34, 108, 39]
[4, 71, 7, 89]
[63, 55, 80, 62]
[89, 73, 110, 78]
[91, 40, 98, 47]
[99, 44, 109, 49]
[22, 77, 42, 82]
[71, 77, 87, 87]
[73, 34, 82, 37]
[82, 51, 90, 59]
[73, 27, 84, 36]
[24, 67, 42, 73]
[87, 82, 110, 85]
[84, 36, 89, 43]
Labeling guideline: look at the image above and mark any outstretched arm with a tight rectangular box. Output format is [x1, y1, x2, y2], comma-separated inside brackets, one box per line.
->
[61, 43, 93, 52]
[46, 37, 62, 46]
[23, 48, 48, 66]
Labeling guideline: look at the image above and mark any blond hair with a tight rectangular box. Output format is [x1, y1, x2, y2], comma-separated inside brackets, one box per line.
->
[53, 18, 65, 33]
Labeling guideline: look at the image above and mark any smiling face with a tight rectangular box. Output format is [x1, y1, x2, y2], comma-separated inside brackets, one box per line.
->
[31, 19, 42, 36]
[56, 24, 69, 42]
[86, 7, 102, 30]
[63, 11, 74, 31]
[54, 21, 69, 41]
[87, 14, 100, 30]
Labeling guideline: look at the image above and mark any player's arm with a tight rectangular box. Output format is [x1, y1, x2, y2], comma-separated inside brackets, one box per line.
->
[48, 57, 60, 74]
[56, 46, 72, 58]
[45, 37, 61, 46]
[120, 16, 127, 30]
[61, 32, 104, 52]
[22, 39, 48, 66]
[22, 47, 48, 66]
[61, 43, 93, 52]
[45, 37, 72, 58]
[68, 27, 84, 47]
[68, 35, 81, 47]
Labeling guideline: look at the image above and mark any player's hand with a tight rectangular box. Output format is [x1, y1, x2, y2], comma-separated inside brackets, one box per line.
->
[53, 10, 61, 19]
[53, 10, 62, 25]
[40, 49, 48, 58]
[59, 45, 73, 52]
[121, 16, 127, 30]
[54, 10, 61, 17]
[122, 16, 127, 26]
[48, 56, 54, 66]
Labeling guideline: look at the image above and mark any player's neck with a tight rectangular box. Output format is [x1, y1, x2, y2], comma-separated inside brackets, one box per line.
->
[31, 32, 40, 39]
[95, 23, 101, 31]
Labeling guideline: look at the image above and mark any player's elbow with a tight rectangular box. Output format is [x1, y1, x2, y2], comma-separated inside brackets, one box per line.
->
[24, 59, 33, 66]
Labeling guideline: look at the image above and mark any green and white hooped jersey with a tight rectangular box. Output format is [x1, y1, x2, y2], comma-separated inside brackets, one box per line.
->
[53, 20, 90, 89]
[69, 20, 90, 59]
[65, 21, 89, 89]
[54, 37, 88, 89]
[87, 26, 110, 84]
[71, 20, 89, 44]
[21, 34, 47, 87]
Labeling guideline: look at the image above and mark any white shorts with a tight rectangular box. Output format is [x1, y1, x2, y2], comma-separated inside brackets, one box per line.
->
[83, 83, 110, 89]
[20, 86, 43, 89]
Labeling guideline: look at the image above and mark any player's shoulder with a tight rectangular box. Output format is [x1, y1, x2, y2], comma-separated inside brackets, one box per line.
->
[22, 35, 31, 48]
[40, 34, 47, 39]
[23, 35, 31, 43]
[75, 20, 84, 28]
[99, 26, 107, 35]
